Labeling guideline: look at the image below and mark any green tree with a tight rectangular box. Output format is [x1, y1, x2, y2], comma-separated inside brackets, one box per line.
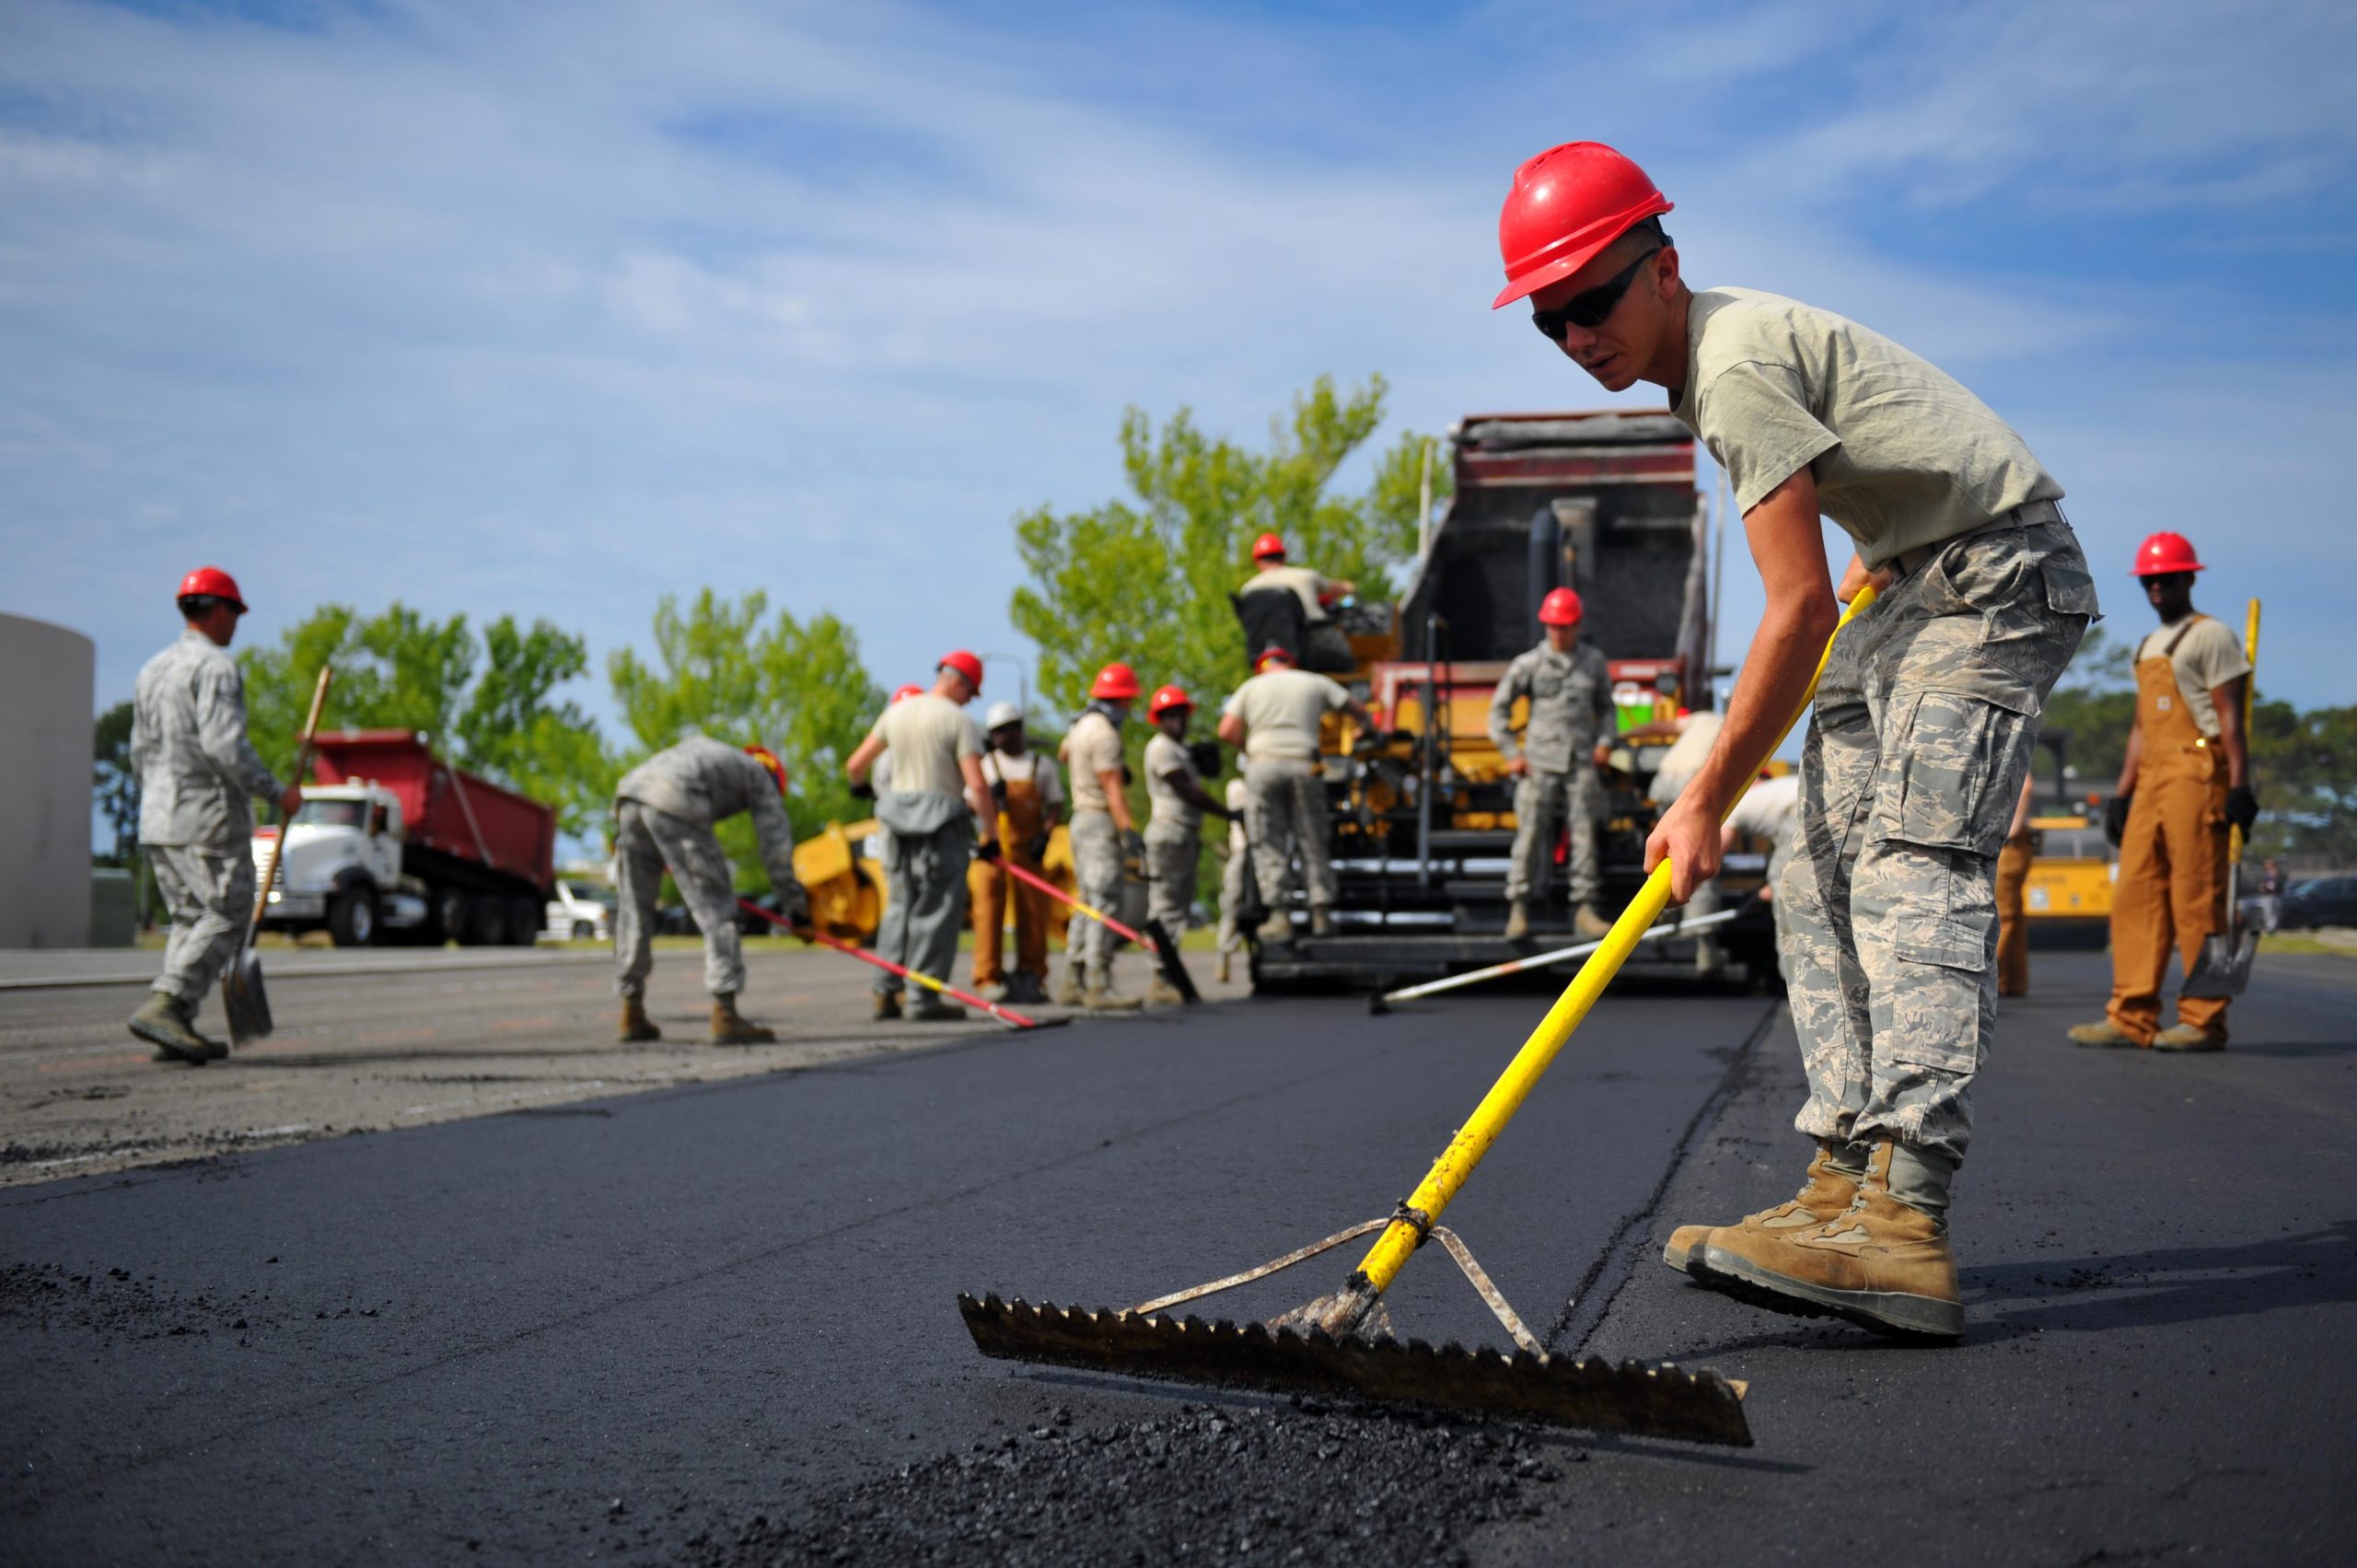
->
[608, 588, 882, 888]
[2033, 626, 2137, 807]
[93, 700, 138, 865]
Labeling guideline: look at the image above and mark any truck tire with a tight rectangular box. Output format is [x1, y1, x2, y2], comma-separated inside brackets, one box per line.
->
[431, 885, 468, 947]
[507, 896, 541, 947]
[467, 896, 509, 947]
[328, 886, 380, 947]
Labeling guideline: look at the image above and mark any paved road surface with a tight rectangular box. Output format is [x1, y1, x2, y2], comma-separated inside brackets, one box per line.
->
[5, 952, 2352, 1563]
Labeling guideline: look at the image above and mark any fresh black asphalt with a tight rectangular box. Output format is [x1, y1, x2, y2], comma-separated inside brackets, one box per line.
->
[5, 952, 2352, 1564]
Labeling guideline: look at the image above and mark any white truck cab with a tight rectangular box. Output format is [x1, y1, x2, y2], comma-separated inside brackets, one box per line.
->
[253, 784, 432, 946]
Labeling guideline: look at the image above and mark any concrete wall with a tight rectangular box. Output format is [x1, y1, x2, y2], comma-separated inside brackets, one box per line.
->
[0, 613, 95, 948]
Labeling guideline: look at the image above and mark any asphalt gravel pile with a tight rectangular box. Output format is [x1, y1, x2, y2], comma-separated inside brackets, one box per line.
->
[1, 1260, 279, 1344]
[682, 1399, 1577, 1568]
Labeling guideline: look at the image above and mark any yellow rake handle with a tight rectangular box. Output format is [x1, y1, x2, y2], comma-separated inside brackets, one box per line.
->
[1352, 587, 1877, 1296]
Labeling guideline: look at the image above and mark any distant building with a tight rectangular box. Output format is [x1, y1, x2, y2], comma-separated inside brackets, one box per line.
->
[0, 613, 95, 947]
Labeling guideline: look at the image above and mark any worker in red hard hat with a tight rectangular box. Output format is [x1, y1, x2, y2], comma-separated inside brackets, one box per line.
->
[126, 568, 306, 1063]
[1237, 531, 1358, 675]
[844, 651, 999, 1020]
[1488, 586, 1614, 943]
[2070, 532, 2255, 1053]
[1496, 140, 2098, 1340]
[1054, 662, 1148, 1009]
[1139, 684, 1237, 1004]
[612, 738, 808, 1044]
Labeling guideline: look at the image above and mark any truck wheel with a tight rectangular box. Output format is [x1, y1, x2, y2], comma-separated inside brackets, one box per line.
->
[328, 887, 380, 947]
[507, 896, 540, 947]
[572, 920, 596, 941]
[467, 897, 509, 947]
[432, 886, 468, 946]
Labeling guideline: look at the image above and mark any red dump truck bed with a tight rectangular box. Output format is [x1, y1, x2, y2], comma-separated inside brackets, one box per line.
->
[310, 730, 556, 894]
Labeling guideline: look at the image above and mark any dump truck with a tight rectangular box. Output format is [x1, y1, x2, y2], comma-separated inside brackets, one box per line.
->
[252, 729, 557, 947]
[1250, 407, 1780, 989]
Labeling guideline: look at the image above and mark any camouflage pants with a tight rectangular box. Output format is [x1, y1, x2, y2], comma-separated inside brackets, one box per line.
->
[1215, 841, 1254, 954]
[614, 801, 744, 999]
[1144, 823, 1201, 933]
[1062, 809, 1123, 981]
[1505, 766, 1601, 904]
[1779, 519, 2096, 1165]
[149, 843, 255, 1012]
[1245, 758, 1335, 912]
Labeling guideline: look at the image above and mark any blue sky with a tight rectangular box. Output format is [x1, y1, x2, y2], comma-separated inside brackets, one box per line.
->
[5, 0, 2352, 751]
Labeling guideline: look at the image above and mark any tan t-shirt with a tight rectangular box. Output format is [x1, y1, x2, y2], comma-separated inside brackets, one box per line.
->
[868, 692, 982, 797]
[1061, 710, 1125, 814]
[1649, 710, 1723, 806]
[1672, 288, 2063, 569]
[1144, 732, 1202, 832]
[2137, 614, 2251, 740]
[1223, 668, 1348, 761]
[1238, 563, 1335, 625]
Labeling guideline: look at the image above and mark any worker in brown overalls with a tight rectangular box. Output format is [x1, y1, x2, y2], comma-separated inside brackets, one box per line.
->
[1992, 772, 2037, 998]
[2070, 531, 2256, 1052]
[970, 702, 1063, 1005]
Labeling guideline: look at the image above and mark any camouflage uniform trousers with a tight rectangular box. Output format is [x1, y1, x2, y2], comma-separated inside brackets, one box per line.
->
[1144, 823, 1201, 934]
[149, 842, 256, 1011]
[614, 800, 745, 1000]
[1778, 519, 2097, 1166]
[1215, 843, 1252, 954]
[1062, 809, 1123, 982]
[1504, 766, 1602, 905]
[1245, 758, 1336, 913]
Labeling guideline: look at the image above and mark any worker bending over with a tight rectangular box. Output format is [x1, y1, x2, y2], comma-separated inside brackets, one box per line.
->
[970, 702, 1063, 1006]
[1142, 684, 1233, 1005]
[1237, 532, 1357, 674]
[1992, 773, 2038, 998]
[612, 738, 807, 1044]
[2070, 533, 2254, 1051]
[1218, 646, 1372, 943]
[1489, 586, 1614, 942]
[845, 652, 998, 1021]
[1496, 141, 2095, 1338]
[1056, 663, 1147, 1010]
[127, 567, 304, 1064]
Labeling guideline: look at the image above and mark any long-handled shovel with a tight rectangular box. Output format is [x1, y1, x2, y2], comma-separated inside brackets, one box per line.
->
[734, 899, 1060, 1030]
[1368, 906, 1745, 1016]
[992, 853, 1201, 1005]
[223, 665, 333, 1047]
[2185, 598, 2262, 1000]
[962, 587, 1879, 1446]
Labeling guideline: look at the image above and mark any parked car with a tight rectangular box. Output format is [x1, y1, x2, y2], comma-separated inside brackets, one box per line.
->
[544, 881, 614, 942]
[2279, 875, 2357, 931]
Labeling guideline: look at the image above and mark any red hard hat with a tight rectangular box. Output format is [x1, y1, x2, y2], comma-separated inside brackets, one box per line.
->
[1253, 644, 1295, 673]
[1492, 142, 1674, 310]
[1538, 586, 1585, 626]
[938, 650, 984, 691]
[1251, 532, 1287, 561]
[1147, 683, 1191, 718]
[1090, 661, 1142, 702]
[744, 744, 787, 795]
[177, 565, 248, 612]
[891, 683, 925, 703]
[2131, 531, 2206, 576]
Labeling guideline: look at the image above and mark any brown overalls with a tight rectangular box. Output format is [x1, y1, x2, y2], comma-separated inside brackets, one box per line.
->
[2106, 616, 2232, 1043]
[970, 756, 1053, 988]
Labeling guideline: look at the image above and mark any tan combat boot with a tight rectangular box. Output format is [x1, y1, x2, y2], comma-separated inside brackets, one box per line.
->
[2152, 1023, 2225, 1052]
[1145, 974, 1185, 1007]
[1308, 906, 1335, 938]
[711, 994, 778, 1044]
[1691, 1140, 1962, 1340]
[618, 997, 662, 1043]
[1258, 912, 1295, 945]
[1084, 968, 1144, 1011]
[129, 993, 227, 1064]
[1662, 1145, 1860, 1275]
[1503, 901, 1530, 942]
[1052, 966, 1086, 1006]
[1573, 903, 1609, 939]
[2067, 1018, 2142, 1049]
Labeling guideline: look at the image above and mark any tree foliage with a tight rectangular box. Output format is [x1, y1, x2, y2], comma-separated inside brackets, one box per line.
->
[94, 699, 138, 865]
[608, 589, 883, 884]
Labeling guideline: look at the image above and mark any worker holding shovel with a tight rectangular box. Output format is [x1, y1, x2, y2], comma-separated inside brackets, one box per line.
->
[127, 567, 304, 1065]
[1054, 663, 1148, 1011]
[1140, 684, 1234, 1005]
[1502, 141, 2096, 1337]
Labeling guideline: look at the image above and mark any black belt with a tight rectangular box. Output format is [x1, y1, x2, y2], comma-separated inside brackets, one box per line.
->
[1887, 499, 2066, 578]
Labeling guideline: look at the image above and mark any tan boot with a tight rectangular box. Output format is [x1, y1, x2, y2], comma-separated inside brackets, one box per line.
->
[1662, 1146, 1859, 1275]
[2152, 1023, 2225, 1051]
[1145, 975, 1185, 1007]
[618, 997, 662, 1043]
[1052, 967, 1086, 1006]
[1573, 903, 1609, 939]
[1308, 906, 1335, 938]
[1258, 912, 1295, 944]
[1214, 952, 1232, 984]
[1084, 969, 1144, 1011]
[129, 993, 226, 1064]
[1503, 900, 1530, 942]
[710, 994, 777, 1044]
[1691, 1141, 1963, 1339]
[2068, 1018, 2142, 1049]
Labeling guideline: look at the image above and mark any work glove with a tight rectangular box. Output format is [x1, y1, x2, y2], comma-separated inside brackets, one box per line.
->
[2225, 784, 2259, 836]
[2103, 792, 2132, 847]
[849, 781, 876, 801]
[974, 837, 1001, 863]
[1120, 828, 1146, 877]
[776, 882, 811, 930]
[1025, 830, 1052, 864]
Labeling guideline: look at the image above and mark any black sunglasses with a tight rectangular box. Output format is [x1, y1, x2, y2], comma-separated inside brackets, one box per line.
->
[1530, 248, 1660, 342]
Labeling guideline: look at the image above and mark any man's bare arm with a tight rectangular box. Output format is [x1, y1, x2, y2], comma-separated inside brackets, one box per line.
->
[845, 734, 885, 783]
[1099, 769, 1134, 833]
[1643, 469, 1839, 903]
[1217, 713, 1246, 748]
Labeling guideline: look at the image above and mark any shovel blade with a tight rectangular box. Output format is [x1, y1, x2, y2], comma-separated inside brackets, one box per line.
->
[2182, 931, 2258, 1000]
[1143, 919, 1202, 1005]
[958, 1295, 1753, 1446]
[222, 950, 273, 1045]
